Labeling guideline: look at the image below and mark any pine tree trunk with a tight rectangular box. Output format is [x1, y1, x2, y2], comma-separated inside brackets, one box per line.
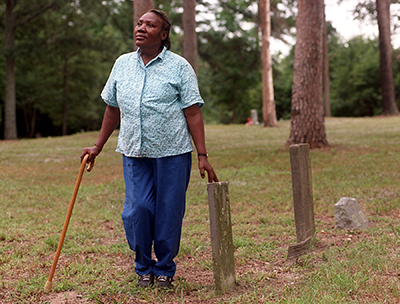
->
[182, 0, 198, 73]
[287, 0, 328, 148]
[259, 0, 278, 127]
[232, 87, 237, 124]
[30, 108, 37, 138]
[376, 0, 399, 115]
[62, 56, 68, 136]
[4, 0, 18, 140]
[133, 0, 154, 49]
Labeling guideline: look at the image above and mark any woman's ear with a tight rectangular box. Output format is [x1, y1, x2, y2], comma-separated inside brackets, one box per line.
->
[161, 31, 168, 41]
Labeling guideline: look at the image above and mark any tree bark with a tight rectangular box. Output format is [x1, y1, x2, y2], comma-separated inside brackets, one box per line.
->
[4, 0, 18, 140]
[133, 0, 154, 50]
[376, 0, 398, 115]
[182, 0, 198, 73]
[287, 0, 328, 149]
[322, 3, 331, 117]
[62, 56, 68, 136]
[23, 106, 37, 138]
[259, 0, 278, 127]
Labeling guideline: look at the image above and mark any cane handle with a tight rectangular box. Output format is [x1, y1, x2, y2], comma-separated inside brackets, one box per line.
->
[82, 154, 95, 172]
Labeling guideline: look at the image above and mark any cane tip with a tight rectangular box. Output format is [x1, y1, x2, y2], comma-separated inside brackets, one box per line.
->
[44, 281, 52, 292]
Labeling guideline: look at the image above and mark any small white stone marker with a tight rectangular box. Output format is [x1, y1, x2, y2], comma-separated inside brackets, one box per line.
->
[335, 197, 369, 230]
[250, 109, 259, 125]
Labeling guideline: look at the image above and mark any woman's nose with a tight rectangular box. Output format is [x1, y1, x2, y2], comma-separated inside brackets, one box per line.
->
[136, 23, 145, 32]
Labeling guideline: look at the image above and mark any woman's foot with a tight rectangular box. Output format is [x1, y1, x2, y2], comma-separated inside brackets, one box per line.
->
[137, 274, 154, 287]
[156, 275, 173, 289]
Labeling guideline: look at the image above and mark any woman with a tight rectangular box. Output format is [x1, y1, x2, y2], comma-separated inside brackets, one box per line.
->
[81, 9, 219, 289]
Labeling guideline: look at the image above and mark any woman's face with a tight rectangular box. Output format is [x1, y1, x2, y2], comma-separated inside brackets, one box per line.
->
[134, 12, 167, 49]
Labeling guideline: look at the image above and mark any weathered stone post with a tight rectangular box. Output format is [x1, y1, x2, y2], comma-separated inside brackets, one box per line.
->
[207, 181, 236, 294]
[250, 109, 259, 125]
[287, 144, 316, 259]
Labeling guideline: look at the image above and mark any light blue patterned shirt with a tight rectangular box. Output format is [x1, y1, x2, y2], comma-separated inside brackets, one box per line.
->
[101, 47, 204, 158]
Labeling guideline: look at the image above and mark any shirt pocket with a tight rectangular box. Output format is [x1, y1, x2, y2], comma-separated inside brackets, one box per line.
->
[116, 77, 142, 103]
[145, 70, 180, 103]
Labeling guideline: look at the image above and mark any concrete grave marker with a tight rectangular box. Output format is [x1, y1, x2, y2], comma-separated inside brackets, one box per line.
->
[335, 197, 369, 230]
[207, 181, 236, 294]
[250, 109, 259, 125]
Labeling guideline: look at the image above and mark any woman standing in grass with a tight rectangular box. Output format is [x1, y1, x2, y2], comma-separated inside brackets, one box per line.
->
[81, 9, 218, 289]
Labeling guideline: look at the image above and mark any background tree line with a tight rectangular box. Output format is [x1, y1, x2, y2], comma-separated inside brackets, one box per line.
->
[1, 0, 399, 140]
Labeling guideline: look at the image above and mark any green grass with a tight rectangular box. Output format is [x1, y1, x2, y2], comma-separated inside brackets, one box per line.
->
[1, 116, 400, 303]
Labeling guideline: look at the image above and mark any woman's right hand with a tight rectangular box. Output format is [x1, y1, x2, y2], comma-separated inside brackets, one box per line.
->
[81, 145, 101, 164]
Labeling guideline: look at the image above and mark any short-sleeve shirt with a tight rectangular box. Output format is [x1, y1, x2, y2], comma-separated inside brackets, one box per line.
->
[101, 47, 204, 158]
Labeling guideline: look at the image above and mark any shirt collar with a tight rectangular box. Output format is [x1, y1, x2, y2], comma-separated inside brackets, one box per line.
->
[136, 46, 167, 62]
[157, 46, 167, 60]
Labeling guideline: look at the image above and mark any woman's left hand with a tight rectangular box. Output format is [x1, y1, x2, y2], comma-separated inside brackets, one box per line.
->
[198, 156, 219, 183]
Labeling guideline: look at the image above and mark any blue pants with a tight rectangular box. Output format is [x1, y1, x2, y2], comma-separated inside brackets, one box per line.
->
[121, 153, 192, 277]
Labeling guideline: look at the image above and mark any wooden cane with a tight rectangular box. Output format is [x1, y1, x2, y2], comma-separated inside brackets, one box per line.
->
[44, 154, 94, 292]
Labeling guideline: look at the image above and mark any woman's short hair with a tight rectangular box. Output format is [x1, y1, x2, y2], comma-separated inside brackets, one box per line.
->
[149, 9, 171, 50]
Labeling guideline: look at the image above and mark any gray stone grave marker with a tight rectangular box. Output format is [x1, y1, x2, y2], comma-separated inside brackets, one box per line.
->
[250, 109, 259, 125]
[335, 197, 369, 230]
[207, 181, 236, 294]
[287, 143, 316, 259]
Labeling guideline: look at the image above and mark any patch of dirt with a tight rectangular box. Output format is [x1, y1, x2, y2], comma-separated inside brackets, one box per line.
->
[42, 291, 91, 304]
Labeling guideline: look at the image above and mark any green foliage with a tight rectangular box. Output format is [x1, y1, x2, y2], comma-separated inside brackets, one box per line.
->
[2, 0, 400, 138]
[330, 37, 382, 117]
[197, 0, 263, 124]
[393, 47, 400, 101]
[1, 0, 132, 138]
[272, 46, 294, 120]
[0, 55, 4, 126]
[198, 28, 261, 124]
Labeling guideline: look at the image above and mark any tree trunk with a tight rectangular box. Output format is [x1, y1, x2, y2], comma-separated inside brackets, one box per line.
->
[4, 0, 18, 140]
[259, 0, 278, 127]
[133, 0, 154, 50]
[22, 106, 37, 138]
[23, 106, 37, 138]
[287, 0, 328, 149]
[376, 0, 399, 115]
[322, 3, 331, 117]
[30, 108, 37, 138]
[62, 56, 68, 136]
[182, 0, 198, 73]
[232, 87, 237, 124]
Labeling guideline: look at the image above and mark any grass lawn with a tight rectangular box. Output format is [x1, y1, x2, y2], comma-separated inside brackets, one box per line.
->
[0, 116, 399, 303]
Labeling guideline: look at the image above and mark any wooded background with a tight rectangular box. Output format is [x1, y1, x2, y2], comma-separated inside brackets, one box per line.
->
[2, 0, 400, 143]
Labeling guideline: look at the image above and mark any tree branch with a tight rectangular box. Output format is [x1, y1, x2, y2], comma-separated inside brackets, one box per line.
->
[14, 3, 55, 28]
